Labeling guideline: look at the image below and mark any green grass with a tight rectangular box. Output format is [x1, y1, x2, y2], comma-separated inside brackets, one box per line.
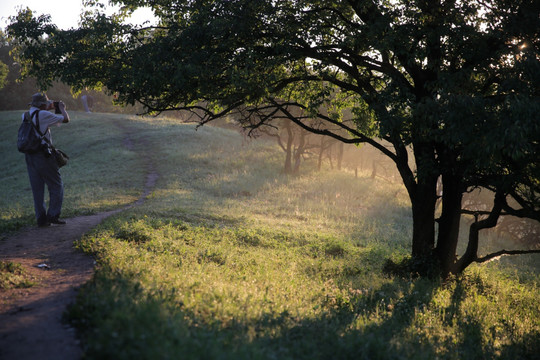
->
[1, 111, 539, 359]
[0, 261, 37, 289]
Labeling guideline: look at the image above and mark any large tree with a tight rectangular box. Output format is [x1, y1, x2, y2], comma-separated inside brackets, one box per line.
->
[8, 0, 540, 277]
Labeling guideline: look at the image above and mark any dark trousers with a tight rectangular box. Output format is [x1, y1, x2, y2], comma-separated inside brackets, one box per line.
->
[25, 151, 64, 225]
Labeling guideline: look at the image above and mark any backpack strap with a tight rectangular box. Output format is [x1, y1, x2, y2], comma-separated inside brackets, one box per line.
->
[30, 109, 51, 143]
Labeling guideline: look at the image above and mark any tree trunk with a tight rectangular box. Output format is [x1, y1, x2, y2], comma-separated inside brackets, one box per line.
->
[327, 149, 334, 170]
[391, 139, 438, 272]
[292, 131, 306, 175]
[337, 142, 345, 171]
[284, 123, 293, 174]
[317, 137, 324, 171]
[408, 143, 438, 259]
[410, 181, 437, 258]
[370, 160, 377, 179]
[435, 173, 464, 277]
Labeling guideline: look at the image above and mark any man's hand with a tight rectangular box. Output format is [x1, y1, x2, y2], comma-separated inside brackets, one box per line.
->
[58, 101, 70, 123]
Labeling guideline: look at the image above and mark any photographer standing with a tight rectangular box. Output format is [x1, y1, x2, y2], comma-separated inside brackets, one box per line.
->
[24, 92, 70, 227]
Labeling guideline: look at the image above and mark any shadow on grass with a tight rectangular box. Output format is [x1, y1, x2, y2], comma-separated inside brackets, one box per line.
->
[69, 272, 432, 359]
[67, 267, 537, 360]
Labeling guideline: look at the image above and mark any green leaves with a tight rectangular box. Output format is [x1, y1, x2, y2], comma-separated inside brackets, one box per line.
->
[0, 60, 7, 90]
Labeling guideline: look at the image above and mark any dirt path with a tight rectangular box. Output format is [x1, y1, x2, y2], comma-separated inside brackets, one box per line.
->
[0, 122, 157, 360]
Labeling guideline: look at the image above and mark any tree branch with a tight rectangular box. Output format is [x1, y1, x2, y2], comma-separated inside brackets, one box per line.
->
[475, 249, 540, 263]
[502, 192, 540, 222]
[455, 192, 504, 273]
[461, 209, 512, 217]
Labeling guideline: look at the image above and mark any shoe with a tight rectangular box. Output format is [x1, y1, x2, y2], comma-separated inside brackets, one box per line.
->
[49, 218, 66, 225]
[38, 222, 51, 227]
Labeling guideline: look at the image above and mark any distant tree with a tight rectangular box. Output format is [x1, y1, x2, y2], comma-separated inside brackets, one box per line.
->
[262, 119, 344, 175]
[261, 120, 315, 175]
[0, 28, 141, 112]
[7, 1, 540, 278]
[0, 31, 7, 90]
[0, 61, 7, 90]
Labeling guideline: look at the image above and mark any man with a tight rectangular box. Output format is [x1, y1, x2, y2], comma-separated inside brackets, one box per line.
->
[24, 92, 70, 227]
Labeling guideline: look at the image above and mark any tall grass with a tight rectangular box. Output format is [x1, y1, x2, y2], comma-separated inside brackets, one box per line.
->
[1, 111, 538, 359]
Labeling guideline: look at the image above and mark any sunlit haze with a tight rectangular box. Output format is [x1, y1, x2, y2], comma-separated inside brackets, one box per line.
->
[0, 0, 156, 30]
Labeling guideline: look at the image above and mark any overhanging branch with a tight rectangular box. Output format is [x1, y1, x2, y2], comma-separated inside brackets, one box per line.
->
[455, 192, 504, 273]
[266, 98, 398, 161]
[461, 209, 512, 217]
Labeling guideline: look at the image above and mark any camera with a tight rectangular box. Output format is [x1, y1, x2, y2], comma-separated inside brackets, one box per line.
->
[53, 101, 62, 114]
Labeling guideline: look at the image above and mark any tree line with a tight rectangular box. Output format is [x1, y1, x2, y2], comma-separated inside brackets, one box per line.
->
[0, 30, 139, 113]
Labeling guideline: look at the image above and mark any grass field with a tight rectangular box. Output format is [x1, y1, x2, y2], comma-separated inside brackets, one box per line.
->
[1, 111, 539, 359]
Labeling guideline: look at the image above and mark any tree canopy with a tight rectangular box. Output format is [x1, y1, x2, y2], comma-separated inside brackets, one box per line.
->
[7, 0, 540, 277]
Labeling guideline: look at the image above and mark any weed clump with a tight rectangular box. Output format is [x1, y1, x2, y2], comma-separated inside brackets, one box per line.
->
[0, 261, 36, 289]
[115, 219, 155, 244]
[324, 242, 346, 257]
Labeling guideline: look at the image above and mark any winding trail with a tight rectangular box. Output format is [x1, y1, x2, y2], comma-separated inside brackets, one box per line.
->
[0, 121, 158, 360]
